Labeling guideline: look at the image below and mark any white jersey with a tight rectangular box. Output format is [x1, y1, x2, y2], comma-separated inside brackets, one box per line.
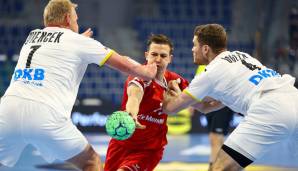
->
[184, 51, 296, 115]
[3, 27, 113, 117]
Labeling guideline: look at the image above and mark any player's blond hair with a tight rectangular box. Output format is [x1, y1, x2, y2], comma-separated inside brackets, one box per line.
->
[43, 0, 77, 26]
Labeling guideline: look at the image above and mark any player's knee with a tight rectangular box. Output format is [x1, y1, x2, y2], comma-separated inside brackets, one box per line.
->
[82, 146, 100, 169]
[67, 144, 100, 170]
[212, 146, 249, 171]
[212, 159, 240, 171]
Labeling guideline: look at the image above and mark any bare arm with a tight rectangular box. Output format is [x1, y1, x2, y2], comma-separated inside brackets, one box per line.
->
[163, 89, 197, 115]
[163, 79, 197, 114]
[191, 100, 225, 114]
[105, 52, 157, 81]
[126, 83, 146, 129]
[163, 91, 224, 115]
[163, 79, 224, 114]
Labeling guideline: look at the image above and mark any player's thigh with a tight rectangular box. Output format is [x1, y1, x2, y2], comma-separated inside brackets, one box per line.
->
[32, 120, 88, 163]
[67, 144, 99, 169]
[26, 104, 88, 163]
[104, 142, 128, 171]
[0, 136, 27, 167]
[0, 96, 28, 167]
[119, 149, 163, 171]
[224, 97, 295, 164]
[119, 148, 164, 171]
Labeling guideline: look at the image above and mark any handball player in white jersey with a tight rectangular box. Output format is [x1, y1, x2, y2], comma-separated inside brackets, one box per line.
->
[163, 24, 298, 171]
[0, 0, 157, 170]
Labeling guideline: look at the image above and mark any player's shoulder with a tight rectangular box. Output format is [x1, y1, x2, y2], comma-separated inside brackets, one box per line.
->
[216, 50, 253, 63]
[126, 75, 152, 90]
[205, 51, 236, 71]
[126, 75, 150, 85]
[164, 70, 183, 80]
[164, 70, 189, 84]
[127, 75, 142, 82]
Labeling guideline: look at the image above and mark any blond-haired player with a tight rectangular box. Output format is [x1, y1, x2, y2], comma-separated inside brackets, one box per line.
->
[0, 0, 156, 170]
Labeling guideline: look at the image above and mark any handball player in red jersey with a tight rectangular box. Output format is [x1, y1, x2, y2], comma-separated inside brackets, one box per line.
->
[104, 34, 189, 171]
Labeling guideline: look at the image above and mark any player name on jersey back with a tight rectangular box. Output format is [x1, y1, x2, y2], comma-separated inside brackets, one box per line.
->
[221, 51, 248, 63]
[24, 31, 64, 45]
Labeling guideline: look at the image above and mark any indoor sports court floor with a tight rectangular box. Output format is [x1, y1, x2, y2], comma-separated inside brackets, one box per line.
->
[1, 134, 298, 171]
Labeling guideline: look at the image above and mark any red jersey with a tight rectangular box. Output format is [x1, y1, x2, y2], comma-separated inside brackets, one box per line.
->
[110, 70, 189, 150]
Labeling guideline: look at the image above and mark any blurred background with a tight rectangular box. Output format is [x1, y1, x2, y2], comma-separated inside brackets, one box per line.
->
[0, 0, 298, 170]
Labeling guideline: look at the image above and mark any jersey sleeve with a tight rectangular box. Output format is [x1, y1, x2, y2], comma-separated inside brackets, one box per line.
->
[166, 71, 189, 90]
[77, 36, 114, 66]
[127, 76, 145, 91]
[183, 71, 212, 102]
[178, 76, 189, 90]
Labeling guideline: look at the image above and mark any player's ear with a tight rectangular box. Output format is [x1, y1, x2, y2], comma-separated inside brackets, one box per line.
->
[65, 13, 71, 26]
[169, 54, 173, 63]
[202, 45, 209, 56]
[145, 51, 149, 61]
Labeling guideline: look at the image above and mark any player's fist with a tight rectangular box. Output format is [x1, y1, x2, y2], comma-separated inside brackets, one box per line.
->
[168, 78, 182, 95]
[81, 28, 93, 38]
[140, 63, 157, 81]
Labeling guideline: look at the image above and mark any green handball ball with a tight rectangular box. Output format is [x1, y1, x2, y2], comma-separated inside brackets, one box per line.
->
[105, 111, 136, 140]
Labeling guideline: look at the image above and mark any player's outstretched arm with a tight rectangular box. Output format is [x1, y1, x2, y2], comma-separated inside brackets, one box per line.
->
[163, 79, 224, 114]
[163, 79, 195, 114]
[162, 90, 196, 115]
[125, 83, 146, 129]
[105, 52, 157, 81]
[191, 99, 224, 114]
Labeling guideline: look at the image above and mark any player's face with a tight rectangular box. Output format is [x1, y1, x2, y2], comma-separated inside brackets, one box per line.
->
[145, 43, 172, 73]
[69, 7, 79, 33]
[192, 36, 209, 65]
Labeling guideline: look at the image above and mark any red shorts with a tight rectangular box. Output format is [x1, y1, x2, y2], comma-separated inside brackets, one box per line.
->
[104, 141, 164, 171]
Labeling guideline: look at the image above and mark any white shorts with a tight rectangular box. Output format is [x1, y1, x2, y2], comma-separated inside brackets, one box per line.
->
[0, 96, 88, 167]
[224, 85, 298, 161]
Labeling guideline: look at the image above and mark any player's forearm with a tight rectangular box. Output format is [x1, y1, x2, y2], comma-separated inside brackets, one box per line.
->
[126, 98, 140, 117]
[105, 53, 156, 80]
[162, 102, 182, 115]
[192, 101, 224, 114]
[163, 95, 191, 115]
[163, 91, 200, 115]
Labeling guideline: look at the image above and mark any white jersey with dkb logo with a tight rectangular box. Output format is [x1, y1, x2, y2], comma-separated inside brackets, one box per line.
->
[3, 27, 113, 117]
[184, 51, 295, 115]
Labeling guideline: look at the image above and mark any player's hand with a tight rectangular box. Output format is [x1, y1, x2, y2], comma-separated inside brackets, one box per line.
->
[168, 78, 182, 95]
[129, 113, 146, 129]
[140, 63, 157, 81]
[163, 89, 176, 105]
[81, 28, 93, 38]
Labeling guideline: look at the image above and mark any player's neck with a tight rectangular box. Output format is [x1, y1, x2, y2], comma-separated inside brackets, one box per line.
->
[208, 49, 226, 62]
[154, 75, 167, 88]
[155, 70, 165, 81]
[46, 23, 69, 29]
